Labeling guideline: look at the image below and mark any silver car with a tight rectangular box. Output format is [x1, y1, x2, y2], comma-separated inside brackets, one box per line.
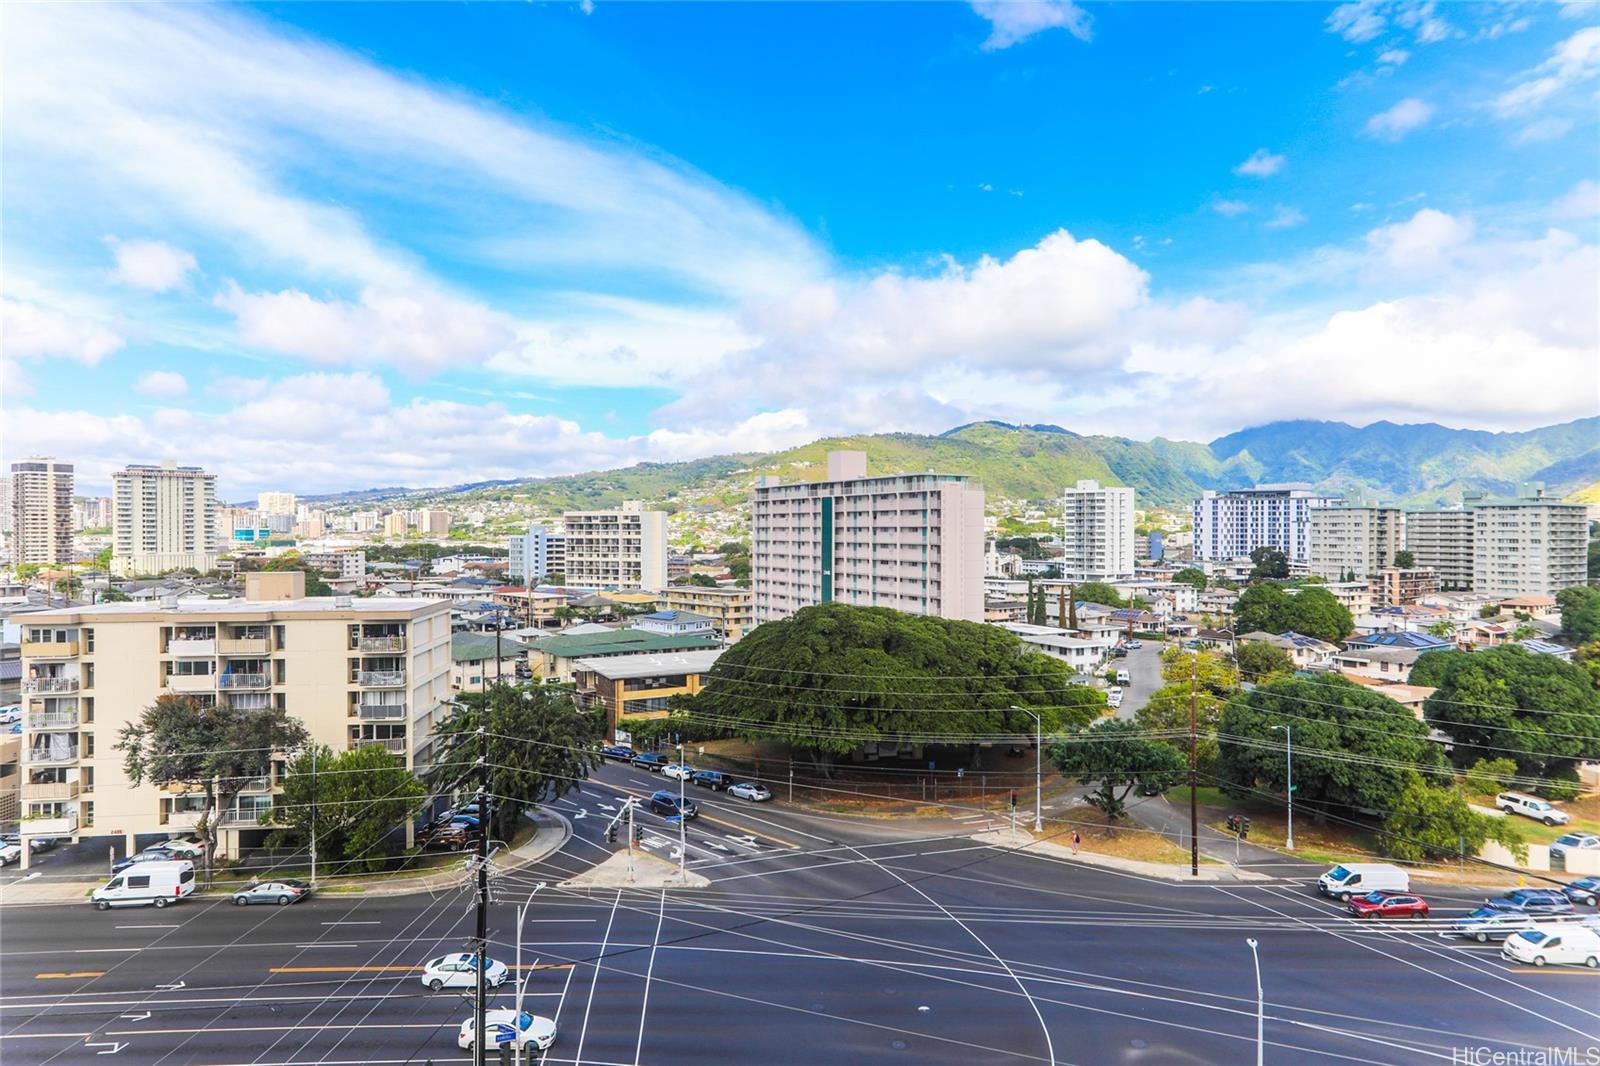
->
[728, 782, 772, 802]
[1451, 906, 1538, 943]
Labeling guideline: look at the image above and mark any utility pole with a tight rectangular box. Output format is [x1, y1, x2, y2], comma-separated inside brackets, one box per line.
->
[309, 744, 318, 888]
[1188, 650, 1199, 878]
[1276, 723, 1295, 851]
[677, 739, 687, 883]
[474, 720, 489, 1066]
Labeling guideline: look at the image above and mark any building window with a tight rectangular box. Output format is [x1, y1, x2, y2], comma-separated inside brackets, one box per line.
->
[82, 801, 94, 827]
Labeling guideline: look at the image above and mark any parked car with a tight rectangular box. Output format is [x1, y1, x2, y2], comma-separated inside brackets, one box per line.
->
[1347, 891, 1429, 919]
[1106, 690, 1123, 709]
[692, 770, 731, 791]
[424, 824, 474, 850]
[1487, 888, 1574, 916]
[1549, 832, 1600, 862]
[1496, 792, 1570, 826]
[631, 752, 669, 772]
[92, 860, 196, 910]
[153, 837, 205, 859]
[422, 952, 509, 991]
[1502, 924, 1600, 968]
[601, 745, 634, 761]
[2, 833, 58, 854]
[1561, 877, 1600, 908]
[1126, 640, 1142, 650]
[0, 842, 21, 867]
[661, 763, 695, 781]
[0, 706, 21, 725]
[113, 850, 183, 875]
[1115, 669, 1132, 685]
[1317, 863, 1410, 901]
[457, 1009, 557, 1053]
[232, 879, 312, 906]
[728, 782, 772, 802]
[1451, 906, 1539, 943]
[649, 791, 698, 820]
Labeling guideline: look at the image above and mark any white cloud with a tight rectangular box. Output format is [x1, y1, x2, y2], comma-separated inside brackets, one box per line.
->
[134, 369, 189, 397]
[1264, 206, 1308, 230]
[1364, 97, 1435, 140]
[1515, 117, 1575, 145]
[971, 0, 1093, 50]
[1555, 179, 1600, 219]
[1364, 208, 1475, 275]
[1213, 199, 1251, 217]
[1233, 149, 1285, 178]
[1494, 26, 1600, 115]
[107, 239, 197, 292]
[1, 298, 124, 364]
[1395, 1, 1455, 44]
[1561, 2, 1596, 18]
[1377, 48, 1411, 66]
[1328, 2, 1387, 43]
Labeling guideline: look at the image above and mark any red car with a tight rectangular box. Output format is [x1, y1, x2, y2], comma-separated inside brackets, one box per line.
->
[1347, 891, 1429, 919]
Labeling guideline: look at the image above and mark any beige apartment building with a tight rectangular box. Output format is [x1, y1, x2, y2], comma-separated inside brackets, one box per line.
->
[1472, 488, 1589, 598]
[660, 584, 755, 641]
[751, 450, 985, 624]
[1404, 504, 1476, 590]
[383, 511, 410, 538]
[9, 456, 75, 565]
[1308, 505, 1403, 580]
[562, 501, 668, 591]
[112, 461, 219, 576]
[15, 572, 450, 865]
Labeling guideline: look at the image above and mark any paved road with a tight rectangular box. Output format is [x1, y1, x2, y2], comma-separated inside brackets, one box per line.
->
[4, 759, 1598, 1065]
[1113, 639, 1168, 719]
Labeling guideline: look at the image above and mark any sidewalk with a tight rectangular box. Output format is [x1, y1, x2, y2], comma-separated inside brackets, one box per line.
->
[0, 807, 572, 906]
[971, 827, 1273, 882]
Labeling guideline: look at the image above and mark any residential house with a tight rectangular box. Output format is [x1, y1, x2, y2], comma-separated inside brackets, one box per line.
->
[570, 649, 723, 739]
[1237, 631, 1339, 669]
[451, 631, 530, 692]
[529, 628, 721, 685]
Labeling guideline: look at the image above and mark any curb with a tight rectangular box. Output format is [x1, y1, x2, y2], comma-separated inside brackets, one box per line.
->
[971, 828, 1273, 882]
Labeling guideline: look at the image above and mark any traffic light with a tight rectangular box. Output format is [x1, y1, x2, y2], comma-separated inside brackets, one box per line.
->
[1009, 789, 1017, 809]
[606, 823, 617, 844]
[632, 823, 644, 844]
[1240, 817, 1251, 839]
[1226, 814, 1239, 833]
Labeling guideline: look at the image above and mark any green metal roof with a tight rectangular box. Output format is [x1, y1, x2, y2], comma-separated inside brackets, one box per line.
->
[529, 629, 720, 659]
[451, 630, 530, 663]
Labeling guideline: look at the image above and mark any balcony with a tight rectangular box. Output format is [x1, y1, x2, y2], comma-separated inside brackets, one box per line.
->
[167, 673, 216, 694]
[25, 747, 79, 766]
[23, 676, 79, 694]
[163, 809, 204, 830]
[22, 812, 79, 835]
[357, 635, 406, 653]
[358, 702, 407, 720]
[23, 781, 80, 802]
[358, 670, 406, 687]
[222, 806, 272, 827]
[27, 710, 80, 730]
[356, 737, 407, 753]
[218, 673, 270, 691]
[21, 639, 78, 658]
[239, 776, 274, 793]
[168, 638, 217, 657]
[219, 636, 272, 655]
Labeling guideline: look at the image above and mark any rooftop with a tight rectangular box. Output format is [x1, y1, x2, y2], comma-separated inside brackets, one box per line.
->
[20, 596, 445, 621]
[570, 649, 724, 680]
[530, 629, 721, 658]
[452, 631, 531, 662]
[1347, 631, 1453, 651]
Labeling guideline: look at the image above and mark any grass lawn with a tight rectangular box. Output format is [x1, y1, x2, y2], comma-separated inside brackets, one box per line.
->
[1463, 792, 1600, 845]
[1067, 807, 1217, 865]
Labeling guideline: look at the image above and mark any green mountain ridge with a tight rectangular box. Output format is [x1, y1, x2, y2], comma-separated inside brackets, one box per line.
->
[410, 417, 1600, 513]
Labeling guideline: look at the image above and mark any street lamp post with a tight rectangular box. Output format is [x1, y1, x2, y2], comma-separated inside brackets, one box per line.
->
[1245, 937, 1264, 1066]
[512, 882, 546, 1066]
[677, 739, 687, 882]
[1271, 723, 1294, 850]
[1011, 706, 1043, 833]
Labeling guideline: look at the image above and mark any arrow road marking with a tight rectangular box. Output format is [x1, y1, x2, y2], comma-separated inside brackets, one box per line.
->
[597, 803, 617, 812]
[87, 1041, 128, 1055]
[573, 810, 587, 820]
[155, 980, 185, 991]
[119, 1012, 151, 1022]
[702, 840, 729, 851]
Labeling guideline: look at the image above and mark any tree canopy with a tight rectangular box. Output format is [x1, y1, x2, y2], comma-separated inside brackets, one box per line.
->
[1558, 586, 1600, 645]
[1419, 645, 1600, 776]
[1050, 718, 1186, 819]
[683, 603, 1106, 760]
[1249, 546, 1289, 579]
[1135, 647, 1239, 771]
[1232, 584, 1352, 643]
[1382, 776, 1524, 864]
[1234, 640, 1295, 682]
[1392, 550, 1416, 569]
[425, 685, 602, 840]
[269, 744, 426, 872]
[1072, 582, 1125, 608]
[1171, 567, 1207, 591]
[116, 695, 309, 866]
[261, 553, 333, 596]
[1216, 675, 1448, 818]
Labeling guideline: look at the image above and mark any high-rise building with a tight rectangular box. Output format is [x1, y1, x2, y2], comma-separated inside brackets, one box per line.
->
[73, 496, 113, 531]
[14, 571, 451, 864]
[546, 535, 566, 580]
[1192, 484, 1340, 563]
[257, 491, 297, 517]
[9, 457, 75, 565]
[1403, 502, 1477, 591]
[751, 450, 985, 624]
[1308, 505, 1404, 579]
[110, 461, 217, 576]
[562, 502, 668, 590]
[1059, 479, 1135, 581]
[1472, 486, 1588, 598]
[417, 509, 451, 535]
[383, 512, 410, 538]
[508, 525, 550, 584]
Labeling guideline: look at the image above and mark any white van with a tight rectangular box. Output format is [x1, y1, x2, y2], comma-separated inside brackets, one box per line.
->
[1501, 923, 1600, 968]
[1317, 863, 1410, 901]
[1115, 669, 1131, 686]
[92, 859, 196, 910]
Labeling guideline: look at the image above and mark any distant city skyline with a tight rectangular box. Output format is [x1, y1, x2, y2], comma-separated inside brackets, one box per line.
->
[3, 3, 1596, 494]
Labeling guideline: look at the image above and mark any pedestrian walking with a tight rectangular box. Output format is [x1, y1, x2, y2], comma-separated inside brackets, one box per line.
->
[1071, 829, 1081, 855]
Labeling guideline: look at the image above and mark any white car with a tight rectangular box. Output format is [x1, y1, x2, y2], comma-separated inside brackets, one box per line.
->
[1496, 792, 1570, 827]
[0, 842, 21, 867]
[729, 782, 772, 802]
[0, 706, 21, 725]
[158, 836, 206, 858]
[420, 952, 509, 991]
[1106, 687, 1123, 708]
[458, 1009, 557, 1053]
[661, 763, 695, 781]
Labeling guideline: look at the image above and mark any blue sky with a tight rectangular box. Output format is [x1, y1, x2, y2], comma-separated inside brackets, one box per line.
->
[3, 1, 1597, 496]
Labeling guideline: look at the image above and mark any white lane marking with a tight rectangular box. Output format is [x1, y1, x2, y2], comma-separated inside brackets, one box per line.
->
[319, 921, 380, 926]
[573, 889, 622, 1066]
[632, 890, 666, 1066]
[115, 925, 178, 930]
[87, 1039, 127, 1055]
[293, 943, 359, 948]
[153, 980, 185, 992]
